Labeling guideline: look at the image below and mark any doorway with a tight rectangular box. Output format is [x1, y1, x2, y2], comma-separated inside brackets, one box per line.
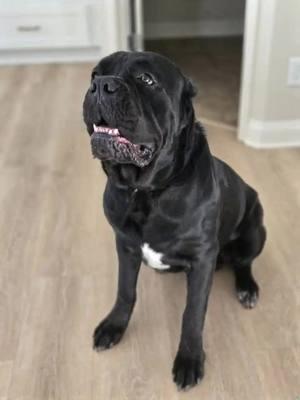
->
[130, 0, 253, 136]
[146, 36, 243, 127]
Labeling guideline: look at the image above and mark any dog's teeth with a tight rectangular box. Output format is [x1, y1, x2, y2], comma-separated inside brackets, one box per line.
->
[93, 125, 120, 135]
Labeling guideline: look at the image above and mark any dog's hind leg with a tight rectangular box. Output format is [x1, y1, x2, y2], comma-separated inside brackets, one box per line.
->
[229, 199, 266, 309]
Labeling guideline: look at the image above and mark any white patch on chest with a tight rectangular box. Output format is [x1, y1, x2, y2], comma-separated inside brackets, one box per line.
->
[141, 243, 170, 270]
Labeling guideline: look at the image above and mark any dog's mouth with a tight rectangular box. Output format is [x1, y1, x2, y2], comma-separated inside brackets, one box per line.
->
[90, 122, 154, 168]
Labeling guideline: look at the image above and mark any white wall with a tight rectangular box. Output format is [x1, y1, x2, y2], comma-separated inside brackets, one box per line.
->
[144, 0, 245, 38]
[262, 0, 300, 121]
[240, 0, 300, 148]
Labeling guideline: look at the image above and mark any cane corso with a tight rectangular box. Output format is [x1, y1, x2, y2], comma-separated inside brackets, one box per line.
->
[83, 51, 266, 390]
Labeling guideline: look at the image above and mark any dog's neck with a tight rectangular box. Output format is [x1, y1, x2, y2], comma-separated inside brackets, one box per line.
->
[154, 121, 210, 189]
[102, 121, 212, 193]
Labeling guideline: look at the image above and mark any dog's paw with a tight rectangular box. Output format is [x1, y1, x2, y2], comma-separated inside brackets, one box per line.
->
[93, 318, 125, 351]
[172, 352, 205, 391]
[236, 279, 259, 309]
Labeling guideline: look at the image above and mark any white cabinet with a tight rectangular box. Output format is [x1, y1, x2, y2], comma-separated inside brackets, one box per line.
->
[0, 0, 130, 65]
[0, 5, 92, 50]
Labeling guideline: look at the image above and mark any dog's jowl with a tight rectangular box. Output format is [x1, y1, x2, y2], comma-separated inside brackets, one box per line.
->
[83, 51, 266, 391]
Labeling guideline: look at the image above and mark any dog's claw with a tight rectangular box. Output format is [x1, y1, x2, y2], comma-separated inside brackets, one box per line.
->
[93, 318, 125, 351]
[172, 352, 205, 391]
[237, 289, 258, 308]
[236, 278, 259, 309]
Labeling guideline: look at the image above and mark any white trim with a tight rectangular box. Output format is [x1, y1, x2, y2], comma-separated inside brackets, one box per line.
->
[116, 0, 131, 51]
[135, 0, 144, 41]
[132, 0, 144, 50]
[238, 0, 278, 143]
[242, 119, 300, 148]
[145, 19, 244, 39]
[237, 0, 259, 141]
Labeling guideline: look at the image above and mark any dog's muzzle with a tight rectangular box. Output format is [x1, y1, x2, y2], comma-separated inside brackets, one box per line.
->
[91, 125, 154, 168]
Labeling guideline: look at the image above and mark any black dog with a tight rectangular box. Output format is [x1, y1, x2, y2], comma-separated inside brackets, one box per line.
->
[83, 51, 266, 390]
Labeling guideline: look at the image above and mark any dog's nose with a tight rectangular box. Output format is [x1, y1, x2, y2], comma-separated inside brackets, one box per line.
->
[102, 78, 120, 94]
[91, 77, 120, 96]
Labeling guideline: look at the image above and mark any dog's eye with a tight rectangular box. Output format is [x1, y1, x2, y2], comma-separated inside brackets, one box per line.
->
[138, 73, 155, 86]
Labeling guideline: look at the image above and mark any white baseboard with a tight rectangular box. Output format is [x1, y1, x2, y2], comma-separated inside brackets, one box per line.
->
[241, 119, 300, 148]
[145, 19, 244, 39]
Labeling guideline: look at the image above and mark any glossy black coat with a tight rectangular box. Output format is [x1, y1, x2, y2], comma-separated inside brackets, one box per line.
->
[83, 51, 266, 391]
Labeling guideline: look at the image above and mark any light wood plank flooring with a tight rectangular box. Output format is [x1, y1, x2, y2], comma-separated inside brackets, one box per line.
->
[0, 63, 299, 400]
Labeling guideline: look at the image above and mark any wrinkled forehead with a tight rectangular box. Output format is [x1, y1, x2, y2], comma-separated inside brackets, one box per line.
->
[94, 51, 185, 92]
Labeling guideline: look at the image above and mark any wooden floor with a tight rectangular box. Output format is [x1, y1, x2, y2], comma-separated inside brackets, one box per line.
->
[0, 63, 300, 400]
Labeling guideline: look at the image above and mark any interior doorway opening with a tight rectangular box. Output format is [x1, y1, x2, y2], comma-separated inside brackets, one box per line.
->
[140, 0, 246, 129]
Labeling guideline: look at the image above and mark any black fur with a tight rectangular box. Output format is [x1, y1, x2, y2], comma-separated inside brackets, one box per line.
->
[83, 51, 266, 391]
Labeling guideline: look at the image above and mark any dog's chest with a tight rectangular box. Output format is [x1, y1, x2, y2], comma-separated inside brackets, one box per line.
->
[108, 187, 188, 270]
[141, 243, 170, 270]
[129, 192, 182, 270]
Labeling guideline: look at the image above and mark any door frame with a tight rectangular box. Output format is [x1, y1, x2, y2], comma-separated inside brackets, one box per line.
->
[238, 0, 260, 142]
[128, 0, 272, 147]
[128, 0, 144, 51]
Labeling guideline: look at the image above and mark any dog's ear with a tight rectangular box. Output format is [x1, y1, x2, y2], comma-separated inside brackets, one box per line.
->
[180, 77, 197, 129]
[178, 77, 198, 148]
[184, 78, 197, 98]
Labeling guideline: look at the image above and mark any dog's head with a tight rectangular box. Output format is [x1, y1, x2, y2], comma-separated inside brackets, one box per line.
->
[83, 51, 196, 188]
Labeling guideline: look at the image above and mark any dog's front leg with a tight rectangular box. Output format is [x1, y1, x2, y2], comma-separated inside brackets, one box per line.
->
[93, 235, 141, 350]
[172, 250, 217, 390]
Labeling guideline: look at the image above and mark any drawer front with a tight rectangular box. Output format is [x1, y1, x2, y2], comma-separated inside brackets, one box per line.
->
[0, 6, 92, 49]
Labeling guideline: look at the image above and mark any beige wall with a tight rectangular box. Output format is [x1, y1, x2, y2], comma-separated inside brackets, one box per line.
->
[144, 0, 244, 24]
[143, 0, 245, 38]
